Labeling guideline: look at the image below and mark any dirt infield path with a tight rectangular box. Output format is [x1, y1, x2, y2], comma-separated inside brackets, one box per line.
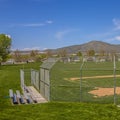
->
[64, 75, 120, 97]
[65, 75, 120, 81]
[89, 87, 120, 97]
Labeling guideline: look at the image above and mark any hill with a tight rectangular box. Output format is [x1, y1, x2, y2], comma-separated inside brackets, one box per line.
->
[44, 40, 120, 54]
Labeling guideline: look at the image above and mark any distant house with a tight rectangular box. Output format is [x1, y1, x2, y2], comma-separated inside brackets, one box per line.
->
[118, 58, 120, 61]
[60, 56, 80, 63]
[2, 59, 15, 65]
[99, 58, 106, 62]
[73, 56, 80, 62]
[60, 57, 70, 63]
[83, 57, 95, 62]
[117, 54, 120, 61]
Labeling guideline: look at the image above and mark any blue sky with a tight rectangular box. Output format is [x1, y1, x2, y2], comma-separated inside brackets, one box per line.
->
[0, 0, 120, 50]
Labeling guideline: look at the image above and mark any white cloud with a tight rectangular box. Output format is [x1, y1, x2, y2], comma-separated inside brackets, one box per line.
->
[11, 47, 41, 51]
[10, 20, 53, 28]
[115, 36, 120, 41]
[105, 38, 115, 42]
[23, 23, 45, 27]
[43, 48, 48, 50]
[113, 18, 120, 30]
[23, 47, 40, 50]
[5, 34, 11, 38]
[46, 20, 53, 24]
[55, 29, 78, 40]
[86, 18, 120, 42]
[55, 30, 70, 40]
[87, 32, 113, 39]
[105, 36, 120, 43]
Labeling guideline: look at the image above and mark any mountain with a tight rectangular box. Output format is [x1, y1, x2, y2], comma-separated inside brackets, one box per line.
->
[44, 40, 120, 54]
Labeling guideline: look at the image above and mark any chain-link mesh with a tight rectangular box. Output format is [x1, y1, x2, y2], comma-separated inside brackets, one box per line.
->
[50, 61, 120, 104]
[20, 58, 59, 101]
[20, 58, 120, 104]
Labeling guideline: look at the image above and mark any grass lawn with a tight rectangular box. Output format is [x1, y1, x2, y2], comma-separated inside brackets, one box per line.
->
[0, 62, 120, 120]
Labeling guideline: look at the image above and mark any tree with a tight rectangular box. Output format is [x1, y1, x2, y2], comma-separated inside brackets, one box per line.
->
[46, 50, 52, 58]
[0, 56, 2, 65]
[0, 34, 12, 63]
[110, 50, 117, 61]
[30, 50, 39, 60]
[87, 49, 95, 56]
[58, 49, 67, 57]
[77, 51, 83, 61]
[77, 51, 82, 57]
[99, 49, 105, 57]
[35, 55, 42, 62]
[13, 50, 22, 62]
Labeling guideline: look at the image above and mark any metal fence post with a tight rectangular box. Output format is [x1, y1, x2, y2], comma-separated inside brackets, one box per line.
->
[80, 61, 84, 102]
[113, 56, 116, 105]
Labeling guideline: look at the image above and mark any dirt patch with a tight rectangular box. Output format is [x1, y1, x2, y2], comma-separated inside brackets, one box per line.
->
[65, 75, 120, 81]
[89, 87, 120, 97]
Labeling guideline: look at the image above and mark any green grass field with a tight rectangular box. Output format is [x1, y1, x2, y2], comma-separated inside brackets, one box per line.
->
[1, 62, 120, 120]
[50, 61, 120, 103]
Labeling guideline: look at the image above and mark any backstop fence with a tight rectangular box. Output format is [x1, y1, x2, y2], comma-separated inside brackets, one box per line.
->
[20, 58, 120, 104]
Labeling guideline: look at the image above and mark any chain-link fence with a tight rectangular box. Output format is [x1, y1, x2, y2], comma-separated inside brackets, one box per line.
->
[20, 58, 120, 104]
[50, 61, 120, 104]
[31, 69, 40, 90]
[20, 69, 31, 91]
[20, 58, 59, 101]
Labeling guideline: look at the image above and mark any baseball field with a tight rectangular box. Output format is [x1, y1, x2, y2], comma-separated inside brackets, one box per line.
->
[0, 62, 120, 120]
[50, 61, 120, 104]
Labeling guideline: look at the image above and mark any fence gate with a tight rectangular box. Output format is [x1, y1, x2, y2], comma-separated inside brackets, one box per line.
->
[40, 68, 50, 101]
[31, 69, 40, 90]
